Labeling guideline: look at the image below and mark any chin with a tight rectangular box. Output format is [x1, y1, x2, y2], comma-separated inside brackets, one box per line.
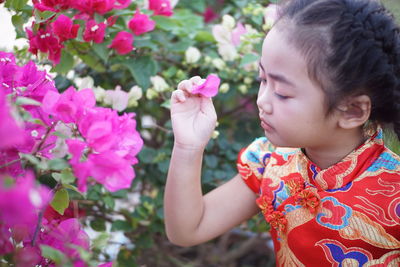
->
[264, 132, 299, 148]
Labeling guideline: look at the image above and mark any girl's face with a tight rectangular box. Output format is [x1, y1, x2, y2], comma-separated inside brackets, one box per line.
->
[257, 27, 340, 149]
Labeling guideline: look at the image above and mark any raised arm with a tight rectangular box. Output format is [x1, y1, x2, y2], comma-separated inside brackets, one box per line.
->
[164, 77, 259, 247]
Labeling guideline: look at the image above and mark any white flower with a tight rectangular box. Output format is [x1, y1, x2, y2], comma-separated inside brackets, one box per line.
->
[127, 85, 143, 108]
[212, 58, 226, 70]
[218, 43, 238, 61]
[150, 75, 169, 92]
[222, 15, 235, 29]
[170, 0, 179, 8]
[104, 85, 129, 112]
[146, 88, 158, 100]
[93, 87, 106, 102]
[75, 76, 94, 90]
[219, 83, 230, 93]
[185, 46, 201, 64]
[212, 24, 232, 44]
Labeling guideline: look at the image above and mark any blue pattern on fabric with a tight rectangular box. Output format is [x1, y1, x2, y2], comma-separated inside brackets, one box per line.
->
[367, 152, 400, 172]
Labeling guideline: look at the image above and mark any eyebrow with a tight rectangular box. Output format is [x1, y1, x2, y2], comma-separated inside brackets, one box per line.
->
[259, 62, 296, 87]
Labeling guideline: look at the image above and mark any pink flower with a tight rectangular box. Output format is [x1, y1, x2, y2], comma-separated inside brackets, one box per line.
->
[128, 9, 156, 36]
[107, 15, 118, 26]
[191, 74, 221, 97]
[42, 86, 96, 123]
[39, 218, 90, 260]
[89, 151, 134, 192]
[71, 0, 107, 15]
[83, 20, 106, 43]
[231, 23, 246, 47]
[33, 0, 71, 12]
[52, 14, 80, 42]
[148, 0, 173, 17]
[0, 90, 25, 149]
[0, 172, 52, 227]
[26, 27, 64, 64]
[203, 7, 218, 23]
[108, 31, 134, 55]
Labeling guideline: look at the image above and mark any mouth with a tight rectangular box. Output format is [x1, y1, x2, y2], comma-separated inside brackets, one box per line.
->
[260, 118, 274, 132]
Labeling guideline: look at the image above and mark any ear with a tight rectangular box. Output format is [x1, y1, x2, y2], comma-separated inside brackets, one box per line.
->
[336, 95, 371, 129]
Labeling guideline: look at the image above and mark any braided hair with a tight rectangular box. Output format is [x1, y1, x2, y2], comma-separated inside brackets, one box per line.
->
[276, 0, 400, 139]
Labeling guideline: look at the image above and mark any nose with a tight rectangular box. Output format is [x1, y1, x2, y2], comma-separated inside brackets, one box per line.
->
[257, 83, 273, 114]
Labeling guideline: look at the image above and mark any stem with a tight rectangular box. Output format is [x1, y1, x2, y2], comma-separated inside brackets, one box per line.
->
[31, 211, 44, 247]
[0, 158, 22, 169]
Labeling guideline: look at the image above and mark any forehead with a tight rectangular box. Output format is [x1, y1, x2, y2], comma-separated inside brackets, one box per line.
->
[261, 27, 307, 74]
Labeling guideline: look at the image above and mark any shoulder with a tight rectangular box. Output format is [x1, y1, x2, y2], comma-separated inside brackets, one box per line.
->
[367, 145, 400, 173]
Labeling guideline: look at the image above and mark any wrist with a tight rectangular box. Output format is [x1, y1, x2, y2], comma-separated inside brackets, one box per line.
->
[173, 141, 206, 152]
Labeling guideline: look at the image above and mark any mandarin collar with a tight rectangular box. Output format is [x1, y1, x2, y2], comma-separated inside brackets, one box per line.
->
[296, 129, 385, 191]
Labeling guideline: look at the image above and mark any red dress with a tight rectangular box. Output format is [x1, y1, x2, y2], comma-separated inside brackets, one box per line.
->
[237, 130, 400, 266]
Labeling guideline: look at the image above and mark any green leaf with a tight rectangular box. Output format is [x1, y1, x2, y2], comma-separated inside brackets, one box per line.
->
[152, 16, 181, 31]
[90, 219, 107, 232]
[48, 158, 69, 171]
[15, 96, 41, 106]
[34, 10, 55, 23]
[51, 188, 69, 215]
[40, 245, 71, 266]
[63, 184, 84, 196]
[195, 31, 215, 42]
[103, 194, 115, 209]
[123, 56, 159, 89]
[51, 51, 74, 74]
[91, 232, 110, 249]
[11, 14, 25, 37]
[239, 53, 259, 67]
[111, 220, 132, 231]
[5, 0, 29, 11]
[60, 169, 76, 184]
[93, 42, 110, 62]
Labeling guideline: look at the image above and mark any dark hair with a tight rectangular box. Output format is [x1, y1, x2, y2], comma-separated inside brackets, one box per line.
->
[276, 0, 400, 139]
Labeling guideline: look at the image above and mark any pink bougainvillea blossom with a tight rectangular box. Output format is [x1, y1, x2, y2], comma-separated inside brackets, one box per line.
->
[52, 14, 80, 42]
[83, 20, 107, 43]
[148, 0, 173, 17]
[72, 0, 114, 15]
[108, 31, 134, 55]
[33, 0, 72, 12]
[203, 7, 218, 23]
[107, 15, 118, 26]
[42, 86, 96, 123]
[231, 22, 246, 47]
[0, 172, 52, 227]
[39, 218, 90, 261]
[191, 74, 221, 98]
[26, 27, 64, 65]
[0, 90, 25, 150]
[128, 9, 156, 36]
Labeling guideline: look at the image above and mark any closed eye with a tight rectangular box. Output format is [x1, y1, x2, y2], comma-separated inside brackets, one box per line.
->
[274, 92, 289, 100]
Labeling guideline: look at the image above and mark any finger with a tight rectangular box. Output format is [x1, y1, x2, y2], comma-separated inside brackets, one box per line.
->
[177, 80, 192, 93]
[171, 89, 186, 103]
[189, 76, 202, 86]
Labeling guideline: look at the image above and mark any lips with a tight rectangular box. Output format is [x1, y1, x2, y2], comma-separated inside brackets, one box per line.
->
[260, 118, 274, 131]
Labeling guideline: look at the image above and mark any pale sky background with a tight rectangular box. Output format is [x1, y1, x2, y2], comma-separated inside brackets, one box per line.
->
[0, 7, 27, 51]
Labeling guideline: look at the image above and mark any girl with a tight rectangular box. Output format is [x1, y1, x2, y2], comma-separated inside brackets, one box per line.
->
[164, 0, 400, 265]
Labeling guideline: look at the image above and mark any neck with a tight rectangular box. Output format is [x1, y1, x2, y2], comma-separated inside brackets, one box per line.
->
[304, 128, 366, 169]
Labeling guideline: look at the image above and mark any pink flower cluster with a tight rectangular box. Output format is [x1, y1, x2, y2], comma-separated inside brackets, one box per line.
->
[0, 50, 141, 264]
[27, 0, 174, 63]
[0, 51, 143, 191]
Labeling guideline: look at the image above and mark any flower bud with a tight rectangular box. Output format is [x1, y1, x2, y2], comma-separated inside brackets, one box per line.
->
[146, 88, 158, 100]
[212, 58, 226, 70]
[211, 130, 220, 139]
[244, 77, 253, 85]
[150, 75, 169, 92]
[219, 83, 230, 93]
[222, 15, 235, 29]
[238, 84, 248, 94]
[185, 46, 201, 64]
[128, 85, 143, 101]
[94, 87, 106, 102]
